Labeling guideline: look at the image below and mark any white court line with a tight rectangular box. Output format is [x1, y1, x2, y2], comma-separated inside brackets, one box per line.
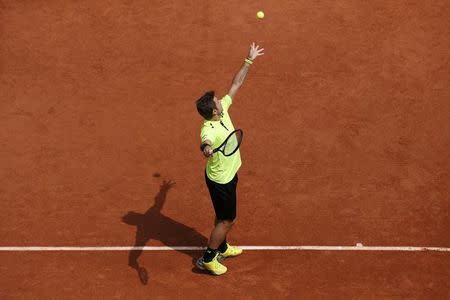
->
[0, 246, 449, 252]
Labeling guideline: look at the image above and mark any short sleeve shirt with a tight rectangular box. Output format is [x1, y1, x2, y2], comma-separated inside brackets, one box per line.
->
[200, 95, 242, 184]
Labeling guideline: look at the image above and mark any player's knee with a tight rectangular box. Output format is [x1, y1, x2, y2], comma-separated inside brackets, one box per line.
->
[221, 219, 235, 227]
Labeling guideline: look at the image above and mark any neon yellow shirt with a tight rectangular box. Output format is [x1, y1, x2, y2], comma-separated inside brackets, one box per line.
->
[200, 95, 242, 184]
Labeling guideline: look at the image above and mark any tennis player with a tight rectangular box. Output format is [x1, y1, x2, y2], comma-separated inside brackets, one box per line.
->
[195, 43, 264, 275]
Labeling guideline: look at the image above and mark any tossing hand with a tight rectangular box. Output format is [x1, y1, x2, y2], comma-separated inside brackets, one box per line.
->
[248, 42, 264, 61]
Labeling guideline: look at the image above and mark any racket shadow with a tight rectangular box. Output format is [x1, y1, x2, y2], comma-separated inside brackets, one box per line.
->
[121, 179, 207, 285]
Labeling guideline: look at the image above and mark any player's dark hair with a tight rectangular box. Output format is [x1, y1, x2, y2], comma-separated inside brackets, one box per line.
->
[196, 91, 216, 120]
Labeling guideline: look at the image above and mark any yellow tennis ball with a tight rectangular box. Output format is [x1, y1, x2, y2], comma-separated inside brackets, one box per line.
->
[256, 11, 265, 19]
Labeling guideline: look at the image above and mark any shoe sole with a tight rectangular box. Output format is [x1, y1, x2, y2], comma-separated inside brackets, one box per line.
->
[196, 256, 226, 270]
[195, 258, 227, 275]
[195, 258, 206, 270]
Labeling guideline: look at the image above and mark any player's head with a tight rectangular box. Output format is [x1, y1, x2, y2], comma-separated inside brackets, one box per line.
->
[196, 91, 223, 120]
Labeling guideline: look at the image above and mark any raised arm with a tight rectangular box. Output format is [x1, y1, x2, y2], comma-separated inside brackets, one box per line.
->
[228, 42, 264, 99]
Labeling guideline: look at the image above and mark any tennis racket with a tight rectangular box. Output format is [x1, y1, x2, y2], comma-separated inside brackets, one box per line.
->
[213, 129, 243, 156]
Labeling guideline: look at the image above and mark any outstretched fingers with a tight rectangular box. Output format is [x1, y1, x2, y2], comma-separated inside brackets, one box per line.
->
[249, 42, 265, 60]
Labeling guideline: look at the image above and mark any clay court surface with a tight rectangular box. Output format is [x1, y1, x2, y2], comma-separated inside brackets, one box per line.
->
[1, 0, 449, 298]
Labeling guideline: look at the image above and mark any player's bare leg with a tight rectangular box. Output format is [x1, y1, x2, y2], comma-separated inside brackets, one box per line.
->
[207, 218, 234, 249]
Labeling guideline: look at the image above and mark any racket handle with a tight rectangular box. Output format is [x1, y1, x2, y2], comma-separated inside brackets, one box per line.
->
[200, 143, 211, 151]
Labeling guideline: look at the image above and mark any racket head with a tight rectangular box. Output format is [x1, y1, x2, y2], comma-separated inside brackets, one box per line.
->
[213, 129, 243, 156]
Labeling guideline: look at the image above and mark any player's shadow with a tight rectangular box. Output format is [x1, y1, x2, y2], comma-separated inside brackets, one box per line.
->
[121, 180, 207, 285]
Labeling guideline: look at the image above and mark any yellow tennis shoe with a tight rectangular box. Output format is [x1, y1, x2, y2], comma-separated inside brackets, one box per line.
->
[218, 243, 243, 259]
[196, 253, 227, 276]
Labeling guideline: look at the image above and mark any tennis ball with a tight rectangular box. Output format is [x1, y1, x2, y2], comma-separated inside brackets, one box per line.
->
[256, 11, 265, 19]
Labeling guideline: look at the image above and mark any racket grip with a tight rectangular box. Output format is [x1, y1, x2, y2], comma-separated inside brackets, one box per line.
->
[200, 143, 211, 151]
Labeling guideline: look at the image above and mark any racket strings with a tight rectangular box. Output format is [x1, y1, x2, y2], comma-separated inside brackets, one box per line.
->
[222, 130, 242, 156]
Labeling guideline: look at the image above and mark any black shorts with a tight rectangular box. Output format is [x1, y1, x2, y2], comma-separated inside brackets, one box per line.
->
[205, 172, 238, 221]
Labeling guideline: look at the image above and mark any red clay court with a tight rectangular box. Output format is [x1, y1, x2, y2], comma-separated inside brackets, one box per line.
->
[1, 1, 449, 298]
